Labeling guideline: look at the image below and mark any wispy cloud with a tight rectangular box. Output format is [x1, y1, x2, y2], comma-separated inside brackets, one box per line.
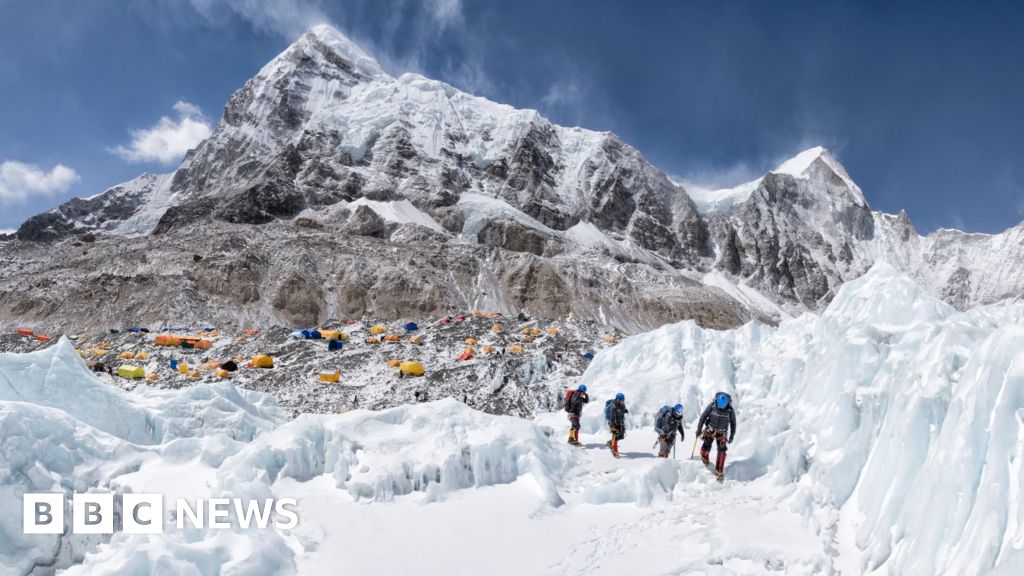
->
[672, 160, 763, 191]
[111, 101, 212, 165]
[0, 161, 79, 205]
[185, 0, 329, 38]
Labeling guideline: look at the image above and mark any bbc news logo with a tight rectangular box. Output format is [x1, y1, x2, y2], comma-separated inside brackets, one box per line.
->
[23, 493, 298, 534]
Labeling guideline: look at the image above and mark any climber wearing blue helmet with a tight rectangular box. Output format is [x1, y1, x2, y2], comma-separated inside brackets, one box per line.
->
[604, 392, 629, 457]
[696, 392, 737, 482]
[562, 384, 590, 446]
[655, 403, 687, 458]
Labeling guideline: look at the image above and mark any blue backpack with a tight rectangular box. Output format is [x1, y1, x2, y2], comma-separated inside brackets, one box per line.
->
[654, 405, 671, 434]
[604, 399, 613, 426]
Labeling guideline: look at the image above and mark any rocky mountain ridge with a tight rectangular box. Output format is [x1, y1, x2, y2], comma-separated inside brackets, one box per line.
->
[5, 24, 1023, 332]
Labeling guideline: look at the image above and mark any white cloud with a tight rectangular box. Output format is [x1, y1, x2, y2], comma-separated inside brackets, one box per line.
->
[427, 0, 463, 29]
[111, 100, 212, 165]
[0, 228, 16, 235]
[0, 161, 80, 205]
[186, 0, 329, 39]
[674, 161, 763, 191]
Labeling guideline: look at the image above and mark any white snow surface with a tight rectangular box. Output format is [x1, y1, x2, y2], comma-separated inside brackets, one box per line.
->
[346, 197, 445, 232]
[1, 263, 1022, 575]
[685, 178, 762, 214]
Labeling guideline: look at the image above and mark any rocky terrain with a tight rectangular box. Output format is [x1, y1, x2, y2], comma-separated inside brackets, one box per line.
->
[3, 24, 1023, 334]
[0, 313, 617, 417]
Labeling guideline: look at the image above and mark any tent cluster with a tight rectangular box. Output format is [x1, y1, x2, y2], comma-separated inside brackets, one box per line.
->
[153, 334, 213, 350]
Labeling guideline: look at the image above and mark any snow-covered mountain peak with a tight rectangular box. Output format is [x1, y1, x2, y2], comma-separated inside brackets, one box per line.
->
[771, 146, 866, 205]
[772, 145, 829, 177]
[302, 23, 386, 79]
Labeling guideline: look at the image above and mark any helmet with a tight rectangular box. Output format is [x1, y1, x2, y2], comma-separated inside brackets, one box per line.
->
[715, 393, 729, 409]
[577, 384, 587, 392]
[615, 392, 625, 401]
[673, 403, 684, 414]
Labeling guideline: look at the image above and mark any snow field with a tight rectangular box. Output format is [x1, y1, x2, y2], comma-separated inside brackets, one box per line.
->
[0, 261, 1022, 574]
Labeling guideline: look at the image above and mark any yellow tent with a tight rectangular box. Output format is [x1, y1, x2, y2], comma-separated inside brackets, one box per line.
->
[400, 361, 425, 377]
[187, 370, 201, 378]
[387, 359, 401, 367]
[530, 328, 543, 336]
[463, 347, 476, 355]
[146, 373, 159, 381]
[177, 363, 189, 374]
[202, 360, 220, 370]
[547, 327, 558, 335]
[366, 337, 380, 344]
[134, 351, 149, 360]
[116, 365, 145, 379]
[410, 335, 423, 344]
[370, 325, 388, 335]
[320, 329, 342, 340]
[93, 349, 109, 357]
[118, 351, 134, 359]
[384, 334, 401, 342]
[603, 335, 617, 343]
[465, 337, 477, 345]
[521, 336, 533, 343]
[509, 345, 524, 353]
[491, 324, 503, 333]
[520, 327, 531, 335]
[216, 369, 231, 378]
[319, 371, 341, 383]
[250, 355, 274, 368]
[483, 346, 495, 354]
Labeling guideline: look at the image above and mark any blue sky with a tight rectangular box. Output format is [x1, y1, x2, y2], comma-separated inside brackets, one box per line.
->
[1, 0, 1022, 234]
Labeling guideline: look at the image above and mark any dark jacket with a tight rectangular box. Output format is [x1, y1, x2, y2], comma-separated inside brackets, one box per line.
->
[657, 411, 685, 440]
[697, 401, 736, 441]
[609, 399, 628, 429]
[567, 391, 589, 416]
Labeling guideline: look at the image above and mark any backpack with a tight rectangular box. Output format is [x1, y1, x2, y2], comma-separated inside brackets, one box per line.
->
[563, 390, 576, 412]
[654, 405, 670, 434]
[604, 399, 613, 425]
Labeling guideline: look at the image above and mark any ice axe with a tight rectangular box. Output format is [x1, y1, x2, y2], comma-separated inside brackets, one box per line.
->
[690, 433, 699, 459]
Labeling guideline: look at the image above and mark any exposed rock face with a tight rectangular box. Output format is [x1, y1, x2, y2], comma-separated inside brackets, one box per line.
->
[7, 25, 1024, 331]
[478, 219, 556, 257]
[343, 205, 386, 237]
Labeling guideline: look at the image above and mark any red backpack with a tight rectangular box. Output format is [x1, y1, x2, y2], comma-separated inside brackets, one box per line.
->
[563, 390, 576, 412]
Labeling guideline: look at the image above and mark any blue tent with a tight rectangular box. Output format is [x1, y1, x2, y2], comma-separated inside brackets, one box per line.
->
[403, 322, 419, 331]
[328, 339, 344, 352]
[127, 327, 142, 333]
[169, 359, 178, 370]
[308, 329, 323, 340]
[582, 351, 595, 361]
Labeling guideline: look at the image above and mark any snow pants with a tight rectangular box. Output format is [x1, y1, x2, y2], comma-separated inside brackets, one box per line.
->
[658, 433, 677, 457]
[700, 429, 728, 473]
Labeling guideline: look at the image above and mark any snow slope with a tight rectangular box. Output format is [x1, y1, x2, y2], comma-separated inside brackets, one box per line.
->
[1, 265, 1022, 575]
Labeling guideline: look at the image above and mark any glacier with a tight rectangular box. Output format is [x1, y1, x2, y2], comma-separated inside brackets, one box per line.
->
[1, 262, 1022, 575]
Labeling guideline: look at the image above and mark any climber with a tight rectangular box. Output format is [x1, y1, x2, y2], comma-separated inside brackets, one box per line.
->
[563, 384, 589, 445]
[655, 403, 686, 458]
[605, 392, 628, 457]
[696, 392, 737, 482]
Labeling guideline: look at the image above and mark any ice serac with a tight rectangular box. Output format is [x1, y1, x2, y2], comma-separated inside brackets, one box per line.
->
[6, 24, 1024, 331]
[576, 262, 1024, 575]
